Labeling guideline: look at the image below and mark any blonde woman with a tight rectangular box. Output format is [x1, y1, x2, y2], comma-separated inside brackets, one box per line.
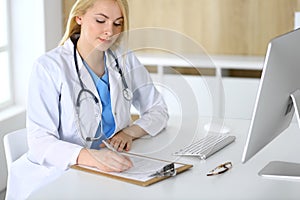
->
[6, 0, 168, 199]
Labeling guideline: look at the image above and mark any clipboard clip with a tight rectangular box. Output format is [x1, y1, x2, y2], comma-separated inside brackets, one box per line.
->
[149, 163, 177, 177]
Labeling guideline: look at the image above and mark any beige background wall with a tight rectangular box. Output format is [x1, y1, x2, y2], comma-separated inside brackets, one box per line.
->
[63, 0, 300, 56]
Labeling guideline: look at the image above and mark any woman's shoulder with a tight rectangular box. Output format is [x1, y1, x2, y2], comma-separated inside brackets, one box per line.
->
[32, 39, 75, 80]
[35, 39, 73, 69]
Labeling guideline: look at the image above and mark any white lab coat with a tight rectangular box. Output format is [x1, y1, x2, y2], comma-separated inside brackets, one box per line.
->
[5, 38, 168, 200]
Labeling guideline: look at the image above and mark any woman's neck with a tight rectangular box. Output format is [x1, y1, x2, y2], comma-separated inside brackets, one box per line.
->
[77, 39, 105, 77]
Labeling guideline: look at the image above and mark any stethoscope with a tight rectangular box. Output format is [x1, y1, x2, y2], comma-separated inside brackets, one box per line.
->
[73, 38, 133, 142]
[107, 48, 133, 101]
[73, 38, 133, 107]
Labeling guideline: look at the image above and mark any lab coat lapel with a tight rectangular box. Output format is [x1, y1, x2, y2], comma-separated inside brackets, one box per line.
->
[105, 50, 132, 133]
[105, 51, 124, 118]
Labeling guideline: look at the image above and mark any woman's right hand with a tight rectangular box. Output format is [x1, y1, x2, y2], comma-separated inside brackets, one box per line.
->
[77, 148, 133, 172]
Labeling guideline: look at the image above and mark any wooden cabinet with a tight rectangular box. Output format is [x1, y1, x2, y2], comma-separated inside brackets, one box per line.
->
[63, 0, 299, 55]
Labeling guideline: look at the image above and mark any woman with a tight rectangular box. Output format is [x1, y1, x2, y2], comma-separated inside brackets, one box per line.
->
[6, 0, 168, 199]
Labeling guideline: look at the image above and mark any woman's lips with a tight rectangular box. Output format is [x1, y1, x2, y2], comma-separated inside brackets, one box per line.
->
[99, 37, 111, 42]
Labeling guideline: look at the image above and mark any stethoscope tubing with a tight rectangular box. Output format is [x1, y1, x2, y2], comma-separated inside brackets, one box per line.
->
[73, 38, 132, 102]
[73, 37, 132, 142]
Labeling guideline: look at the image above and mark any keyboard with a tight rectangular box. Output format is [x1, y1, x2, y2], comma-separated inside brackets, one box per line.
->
[173, 135, 236, 159]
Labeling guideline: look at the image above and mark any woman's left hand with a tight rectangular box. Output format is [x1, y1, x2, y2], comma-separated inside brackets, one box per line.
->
[100, 125, 147, 151]
[103, 131, 134, 152]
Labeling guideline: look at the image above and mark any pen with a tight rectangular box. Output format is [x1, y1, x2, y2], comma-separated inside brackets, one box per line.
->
[102, 140, 118, 153]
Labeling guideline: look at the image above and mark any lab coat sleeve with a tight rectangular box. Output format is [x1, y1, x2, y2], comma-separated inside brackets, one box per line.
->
[26, 60, 82, 170]
[128, 54, 169, 136]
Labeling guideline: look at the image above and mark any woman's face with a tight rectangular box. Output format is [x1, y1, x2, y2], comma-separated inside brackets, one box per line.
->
[76, 0, 124, 52]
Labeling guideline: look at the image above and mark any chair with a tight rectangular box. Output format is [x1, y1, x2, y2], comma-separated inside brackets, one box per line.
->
[3, 128, 28, 171]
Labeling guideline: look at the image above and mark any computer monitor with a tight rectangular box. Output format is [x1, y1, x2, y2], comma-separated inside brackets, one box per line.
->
[242, 28, 300, 180]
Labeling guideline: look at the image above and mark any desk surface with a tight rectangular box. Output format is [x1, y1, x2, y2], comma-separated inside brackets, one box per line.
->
[29, 117, 300, 200]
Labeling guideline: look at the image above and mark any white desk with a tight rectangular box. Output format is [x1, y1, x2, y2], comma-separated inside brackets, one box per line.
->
[28, 117, 300, 200]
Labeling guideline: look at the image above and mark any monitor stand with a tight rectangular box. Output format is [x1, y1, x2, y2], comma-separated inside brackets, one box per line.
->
[259, 161, 300, 180]
[258, 90, 300, 180]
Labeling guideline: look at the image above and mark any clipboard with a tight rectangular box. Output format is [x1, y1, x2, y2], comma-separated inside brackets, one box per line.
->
[71, 152, 193, 187]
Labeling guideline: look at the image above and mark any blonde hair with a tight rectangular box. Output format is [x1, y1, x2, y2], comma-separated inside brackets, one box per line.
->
[59, 0, 129, 45]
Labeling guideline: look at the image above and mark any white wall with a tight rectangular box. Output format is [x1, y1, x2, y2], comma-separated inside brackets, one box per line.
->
[44, 0, 63, 51]
[12, 0, 62, 107]
[0, 0, 62, 194]
[295, 12, 300, 30]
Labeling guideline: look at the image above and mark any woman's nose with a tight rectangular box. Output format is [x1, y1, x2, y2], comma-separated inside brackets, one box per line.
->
[103, 22, 114, 37]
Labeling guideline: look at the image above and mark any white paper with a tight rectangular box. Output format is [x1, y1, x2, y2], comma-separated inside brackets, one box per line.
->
[77, 153, 183, 182]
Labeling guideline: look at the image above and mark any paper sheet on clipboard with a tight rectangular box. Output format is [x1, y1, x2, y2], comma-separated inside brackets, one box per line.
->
[72, 153, 193, 186]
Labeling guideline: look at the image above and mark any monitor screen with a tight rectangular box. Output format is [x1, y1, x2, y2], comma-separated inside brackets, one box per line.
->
[242, 28, 300, 178]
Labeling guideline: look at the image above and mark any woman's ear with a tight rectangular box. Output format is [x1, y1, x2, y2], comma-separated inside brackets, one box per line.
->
[75, 16, 82, 25]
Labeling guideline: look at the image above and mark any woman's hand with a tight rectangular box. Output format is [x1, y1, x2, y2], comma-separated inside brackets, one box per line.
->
[107, 131, 134, 152]
[77, 148, 133, 172]
[100, 125, 148, 151]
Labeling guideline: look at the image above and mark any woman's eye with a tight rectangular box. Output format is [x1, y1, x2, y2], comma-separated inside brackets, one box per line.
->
[114, 21, 123, 27]
[96, 19, 105, 23]
[114, 22, 123, 27]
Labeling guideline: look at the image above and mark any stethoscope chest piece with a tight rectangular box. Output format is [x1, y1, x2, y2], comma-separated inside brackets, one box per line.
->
[123, 88, 133, 101]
